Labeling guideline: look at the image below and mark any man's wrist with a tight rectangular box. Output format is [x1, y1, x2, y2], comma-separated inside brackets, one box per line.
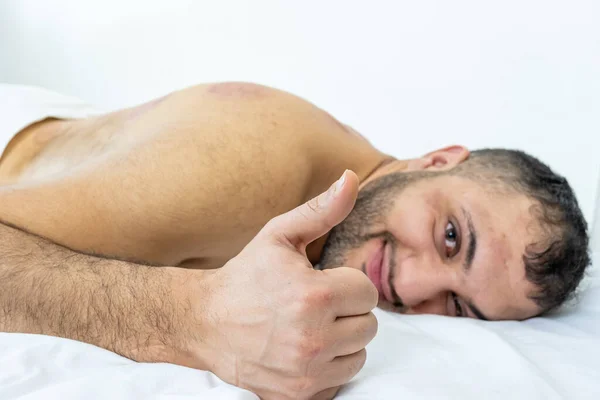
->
[157, 266, 221, 371]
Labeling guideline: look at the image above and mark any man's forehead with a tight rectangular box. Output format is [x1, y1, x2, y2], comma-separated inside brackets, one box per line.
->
[467, 225, 534, 314]
[440, 175, 532, 222]
[459, 186, 542, 319]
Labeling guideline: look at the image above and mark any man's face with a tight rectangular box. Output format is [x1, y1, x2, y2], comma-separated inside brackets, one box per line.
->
[320, 163, 542, 321]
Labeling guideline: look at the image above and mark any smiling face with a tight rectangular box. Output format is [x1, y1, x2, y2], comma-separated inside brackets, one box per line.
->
[320, 148, 543, 321]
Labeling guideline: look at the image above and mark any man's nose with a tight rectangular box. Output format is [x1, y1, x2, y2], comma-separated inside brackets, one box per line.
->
[405, 292, 448, 316]
[392, 252, 452, 315]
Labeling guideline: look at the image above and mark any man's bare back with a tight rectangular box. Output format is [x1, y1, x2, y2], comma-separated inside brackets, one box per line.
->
[0, 82, 390, 267]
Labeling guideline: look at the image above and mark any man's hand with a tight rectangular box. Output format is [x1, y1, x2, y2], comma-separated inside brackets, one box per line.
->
[198, 170, 379, 399]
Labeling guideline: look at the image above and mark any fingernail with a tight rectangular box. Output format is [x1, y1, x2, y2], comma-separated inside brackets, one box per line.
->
[336, 170, 347, 192]
[326, 170, 347, 202]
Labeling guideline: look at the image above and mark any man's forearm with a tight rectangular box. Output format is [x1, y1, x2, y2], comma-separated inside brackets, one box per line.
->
[0, 221, 204, 365]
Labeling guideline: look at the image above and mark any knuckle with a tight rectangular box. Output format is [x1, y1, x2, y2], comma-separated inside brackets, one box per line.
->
[292, 285, 335, 315]
[299, 286, 335, 308]
[306, 196, 323, 214]
[300, 199, 333, 234]
[299, 203, 328, 230]
[295, 334, 325, 360]
[296, 206, 312, 223]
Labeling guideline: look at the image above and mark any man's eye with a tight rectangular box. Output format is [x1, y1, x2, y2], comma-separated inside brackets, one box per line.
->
[452, 292, 464, 317]
[444, 221, 460, 258]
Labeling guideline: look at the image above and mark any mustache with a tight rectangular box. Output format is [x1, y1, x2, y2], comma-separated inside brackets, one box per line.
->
[384, 234, 406, 311]
[323, 229, 408, 311]
[319, 170, 427, 309]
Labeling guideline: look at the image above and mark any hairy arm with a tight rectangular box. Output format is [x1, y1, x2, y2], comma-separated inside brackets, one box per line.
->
[0, 221, 211, 368]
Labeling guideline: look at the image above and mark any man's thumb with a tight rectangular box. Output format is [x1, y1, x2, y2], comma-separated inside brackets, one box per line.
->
[265, 170, 358, 251]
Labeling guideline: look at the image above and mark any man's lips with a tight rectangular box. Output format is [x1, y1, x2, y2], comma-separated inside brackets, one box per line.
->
[366, 241, 394, 303]
[365, 242, 384, 295]
[380, 241, 394, 304]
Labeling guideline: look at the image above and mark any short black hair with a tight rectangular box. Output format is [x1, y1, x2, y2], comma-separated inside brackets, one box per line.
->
[452, 149, 590, 313]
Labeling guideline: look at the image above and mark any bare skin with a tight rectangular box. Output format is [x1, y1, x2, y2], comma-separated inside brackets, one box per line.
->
[0, 82, 540, 320]
[0, 172, 374, 400]
[0, 82, 388, 267]
[0, 82, 543, 398]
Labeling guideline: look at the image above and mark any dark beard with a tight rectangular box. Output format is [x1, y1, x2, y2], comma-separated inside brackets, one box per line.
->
[319, 170, 431, 270]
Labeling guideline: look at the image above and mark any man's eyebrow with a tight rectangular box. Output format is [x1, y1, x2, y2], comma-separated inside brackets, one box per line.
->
[461, 207, 477, 273]
[460, 208, 488, 320]
[466, 302, 489, 321]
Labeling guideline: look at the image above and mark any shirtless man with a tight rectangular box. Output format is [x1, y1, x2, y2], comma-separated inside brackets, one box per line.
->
[0, 82, 589, 399]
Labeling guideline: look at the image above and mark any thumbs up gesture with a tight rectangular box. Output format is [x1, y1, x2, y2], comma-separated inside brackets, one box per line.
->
[200, 170, 379, 400]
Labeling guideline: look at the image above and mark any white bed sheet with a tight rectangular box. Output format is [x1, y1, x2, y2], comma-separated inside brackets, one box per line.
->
[1, 254, 598, 400]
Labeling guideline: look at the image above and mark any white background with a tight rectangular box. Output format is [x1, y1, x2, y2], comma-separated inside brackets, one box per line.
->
[1, 0, 599, 223]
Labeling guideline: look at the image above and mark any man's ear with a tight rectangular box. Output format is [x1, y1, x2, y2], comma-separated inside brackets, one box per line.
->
[406, 145, 470, 171]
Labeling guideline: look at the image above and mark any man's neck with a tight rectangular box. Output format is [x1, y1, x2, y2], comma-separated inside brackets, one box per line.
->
[358, 157, 398, 188]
